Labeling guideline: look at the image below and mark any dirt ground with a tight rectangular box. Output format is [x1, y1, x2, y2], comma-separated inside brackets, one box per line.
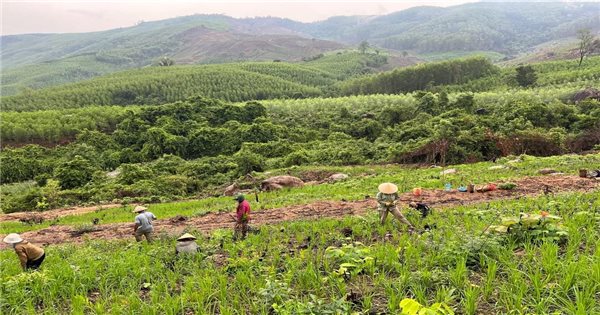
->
[0, 175, 597, 248]
[0, 203, 124, 223]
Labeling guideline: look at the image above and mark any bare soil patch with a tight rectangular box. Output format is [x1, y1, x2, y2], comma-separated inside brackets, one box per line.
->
[0, 204, 124, 223]
[1, 176, 597, 248]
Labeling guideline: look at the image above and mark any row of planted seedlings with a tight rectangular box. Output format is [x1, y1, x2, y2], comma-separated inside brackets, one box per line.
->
[1, 191, 599, 314]
[2, 153, 599, 235]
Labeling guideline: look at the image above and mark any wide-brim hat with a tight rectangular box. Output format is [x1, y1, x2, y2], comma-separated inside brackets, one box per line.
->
[132, 205, 148, 213]
[378, 183, 398, 194]
[3, 233, 23, 244]
[177, 233, 197, 241]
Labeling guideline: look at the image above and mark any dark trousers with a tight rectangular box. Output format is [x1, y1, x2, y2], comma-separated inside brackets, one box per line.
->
[234, 220, 249, 240]
[26, 253, 45, 270]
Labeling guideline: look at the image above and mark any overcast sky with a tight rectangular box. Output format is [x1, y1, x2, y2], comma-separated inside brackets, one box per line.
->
[1, 0, 478, 36]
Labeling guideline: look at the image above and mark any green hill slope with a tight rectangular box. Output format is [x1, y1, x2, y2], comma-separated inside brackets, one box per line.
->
[2, 2, 597, 95]
[0, 15, 343, 96]
[1, 52, 389, 111]
[304, 2, 600, 54]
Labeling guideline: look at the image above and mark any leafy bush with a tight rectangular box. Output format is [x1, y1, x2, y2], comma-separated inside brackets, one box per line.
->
[0, 187, 43, 213]
[489, 212, 568, 244]
[324, 242, 375, 280]
[53, 155, 96, 189]
[118, 164, 154, 185]
[234, 150, 265, 175]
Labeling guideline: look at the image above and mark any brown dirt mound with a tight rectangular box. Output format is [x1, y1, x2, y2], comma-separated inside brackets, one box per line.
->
[1, 175, 597, 248]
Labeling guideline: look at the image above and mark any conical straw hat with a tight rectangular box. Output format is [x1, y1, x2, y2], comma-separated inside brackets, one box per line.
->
[378, 183, 398, 194]
[132, 205, 148, 213]
[177, 233, 197, 241]
[3, 233, 23, 244]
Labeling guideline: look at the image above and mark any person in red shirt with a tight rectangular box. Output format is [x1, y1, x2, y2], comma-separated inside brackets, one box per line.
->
[233, 194, 251, 240]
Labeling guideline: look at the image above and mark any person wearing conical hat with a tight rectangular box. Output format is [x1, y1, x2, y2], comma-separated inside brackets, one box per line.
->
[376, 183, 414, 230]
[132, 205, 157, 243]
[3, 233, 45, 271]
[175, 233, 200, 255]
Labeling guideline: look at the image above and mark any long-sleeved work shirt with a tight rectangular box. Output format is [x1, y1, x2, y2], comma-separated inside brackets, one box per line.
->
[236, 200, 251, 222]
[14, 241, 44, 269]
[376, 192, 399, 211]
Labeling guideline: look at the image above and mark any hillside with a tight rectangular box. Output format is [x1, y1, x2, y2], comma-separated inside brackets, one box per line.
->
[0, 15, 344, 96]
[1, 52, 391, 111]
[3, 54, 599, 114]
[303, 2, 600, 54]
[2, 2, 598, 95]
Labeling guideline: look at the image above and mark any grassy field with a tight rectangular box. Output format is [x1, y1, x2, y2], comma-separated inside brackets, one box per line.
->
[1, 153, 597, 233]
[0, 190, 598, 314]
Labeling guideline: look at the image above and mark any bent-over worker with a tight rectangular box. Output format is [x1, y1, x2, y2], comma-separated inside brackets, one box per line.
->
[409, 202, 432, 218]
[233, 194, 251, 240]
[175, 233, 200, 255]
[376, 183, 415, 230]
[3, 233, 45, 271]
[133, 205, 156, 243]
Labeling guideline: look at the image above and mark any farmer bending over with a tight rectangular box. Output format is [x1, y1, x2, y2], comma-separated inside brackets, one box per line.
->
[133, 206, 156, 243]
[377, 183, 415, 231]
[233, 194, 251, 240]
[176, 233, 200, 255]
[3, 233, 46, 271]
[409, 202, 432, 218]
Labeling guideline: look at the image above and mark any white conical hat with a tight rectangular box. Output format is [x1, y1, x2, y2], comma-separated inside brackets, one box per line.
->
[378, 183, 398, 194]
[177, 233, 196, 241]
[3, 233, 23, 244]
[132, 205, 148, 213]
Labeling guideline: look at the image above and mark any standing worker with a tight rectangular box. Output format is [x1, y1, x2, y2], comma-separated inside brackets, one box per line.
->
[233, 194, 251, 240]
[175, 233, 200, 255]
[3, 233, 45, 271]
[133, 205, 156, 243]
[376, 183, 415, 231]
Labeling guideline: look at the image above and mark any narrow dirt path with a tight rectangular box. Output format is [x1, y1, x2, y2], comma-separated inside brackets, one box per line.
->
[0, 203, 124, 223]
[1, 175, 597, 248]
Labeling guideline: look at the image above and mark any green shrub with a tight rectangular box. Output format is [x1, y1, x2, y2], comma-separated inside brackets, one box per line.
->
[118, 164, 154, 185]
[54, 155, 97, 189]
[284, 150, 310, 167]
[489, 212, 568, 244]
[0, 187, 43, 213]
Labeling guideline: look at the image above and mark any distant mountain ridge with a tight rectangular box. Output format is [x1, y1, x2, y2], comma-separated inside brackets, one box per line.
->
[1, 2, 598, 95]
[299, 2, 599, 53]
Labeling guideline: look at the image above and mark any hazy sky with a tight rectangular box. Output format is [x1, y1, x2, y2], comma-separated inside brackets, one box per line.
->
[1, 0, 476, 36]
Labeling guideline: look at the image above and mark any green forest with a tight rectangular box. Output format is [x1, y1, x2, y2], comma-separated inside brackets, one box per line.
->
[1, 53, 599, 213]
[2, 52, 389, 111]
